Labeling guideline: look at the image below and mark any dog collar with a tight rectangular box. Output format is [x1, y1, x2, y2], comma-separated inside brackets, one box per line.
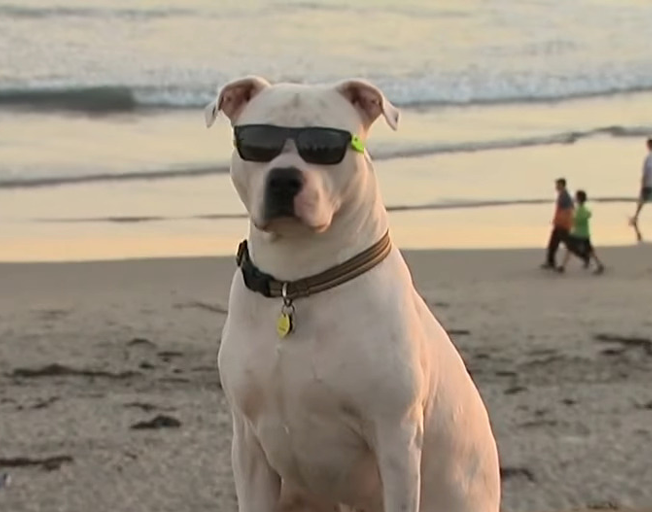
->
[235, 231, 392, 300]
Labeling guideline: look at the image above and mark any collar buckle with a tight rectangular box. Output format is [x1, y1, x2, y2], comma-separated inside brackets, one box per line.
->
[236, 240, 247, 267]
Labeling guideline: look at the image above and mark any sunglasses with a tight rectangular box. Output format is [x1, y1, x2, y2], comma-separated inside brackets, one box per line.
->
[233, 124, 365, 165]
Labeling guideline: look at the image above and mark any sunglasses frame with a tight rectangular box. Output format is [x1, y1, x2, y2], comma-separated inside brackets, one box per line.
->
[233, 124, 365, 165]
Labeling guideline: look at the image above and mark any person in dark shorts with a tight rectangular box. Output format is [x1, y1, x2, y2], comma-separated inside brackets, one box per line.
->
[629, 138, 652, 242]
[541, 178, 574, 269]
[556, 190, 605, 275]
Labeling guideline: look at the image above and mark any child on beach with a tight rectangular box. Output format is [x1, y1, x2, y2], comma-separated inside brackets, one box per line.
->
[556, 190, 605, 275]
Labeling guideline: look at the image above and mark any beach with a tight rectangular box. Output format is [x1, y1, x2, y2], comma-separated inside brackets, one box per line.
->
[2, 1, 652, 510]
[1, 246, 651, 512]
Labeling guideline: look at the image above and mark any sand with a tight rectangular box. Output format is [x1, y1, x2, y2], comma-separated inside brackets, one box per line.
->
[1, 245, 651, 512]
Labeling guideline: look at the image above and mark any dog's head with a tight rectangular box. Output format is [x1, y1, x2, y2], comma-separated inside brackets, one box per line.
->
[205, 76, 399, 236]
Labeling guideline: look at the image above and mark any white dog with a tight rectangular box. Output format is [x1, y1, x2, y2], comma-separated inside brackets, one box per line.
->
[206, 76, 500, 512]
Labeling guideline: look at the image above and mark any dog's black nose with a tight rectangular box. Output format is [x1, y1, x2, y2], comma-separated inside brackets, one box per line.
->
[264, 167, 304, 219]
[267, 167, 303, 196]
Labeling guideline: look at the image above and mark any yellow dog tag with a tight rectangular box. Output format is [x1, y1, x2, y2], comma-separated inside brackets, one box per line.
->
[277, 283, 296, 339]
[276, 311, 294, 339]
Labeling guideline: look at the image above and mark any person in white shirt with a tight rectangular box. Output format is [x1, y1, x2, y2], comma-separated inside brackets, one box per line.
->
[629, 138, 652, 241]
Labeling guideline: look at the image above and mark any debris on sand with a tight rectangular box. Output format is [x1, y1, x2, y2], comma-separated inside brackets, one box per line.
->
[130, 414, 182, 430]
[594, 333, 652, 355]
[9, 364, 139, 380]
[504, 385, 527, 395]
[500, 466, 536, 482]
[0, 455, 73, 471]
[28, 397, 60, 410]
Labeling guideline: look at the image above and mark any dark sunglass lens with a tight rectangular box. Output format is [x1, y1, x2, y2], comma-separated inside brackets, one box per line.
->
[235, 126, 286, 162]
[297, 128, 349, 165]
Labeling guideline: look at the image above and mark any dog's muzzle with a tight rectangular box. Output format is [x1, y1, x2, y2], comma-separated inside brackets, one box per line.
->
[263, 166, 304, 220]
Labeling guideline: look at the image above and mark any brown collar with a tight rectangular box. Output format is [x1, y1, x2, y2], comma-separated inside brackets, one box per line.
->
[235, 231, 392, 300]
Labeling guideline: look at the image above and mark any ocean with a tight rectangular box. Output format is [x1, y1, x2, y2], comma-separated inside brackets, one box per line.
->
[1, 0, 652, 260]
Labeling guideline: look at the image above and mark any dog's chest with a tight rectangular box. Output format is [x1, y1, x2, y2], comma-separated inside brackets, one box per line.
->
[220, 299, 381, 499]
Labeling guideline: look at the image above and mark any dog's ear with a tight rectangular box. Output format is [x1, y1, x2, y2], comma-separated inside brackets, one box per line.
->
[335, 79, 399, 131]
[204, 76, 271, 127]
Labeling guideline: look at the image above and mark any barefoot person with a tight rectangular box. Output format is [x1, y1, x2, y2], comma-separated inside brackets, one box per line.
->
[629, 137, 652, 241]
[557, 190, 605, 275]
[541, 177, 574, 269]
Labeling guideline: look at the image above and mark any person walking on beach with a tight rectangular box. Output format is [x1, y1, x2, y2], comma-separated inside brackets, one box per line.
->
[541, 177, 574, 270]
[556, 190, 605, 275]
[628, 137, 652, 242]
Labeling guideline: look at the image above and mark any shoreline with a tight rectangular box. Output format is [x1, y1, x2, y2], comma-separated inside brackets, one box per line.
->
[1, 200, 647, 262]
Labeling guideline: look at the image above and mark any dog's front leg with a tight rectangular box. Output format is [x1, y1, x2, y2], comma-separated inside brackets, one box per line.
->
[374, 419, 422, 512]
[232, 414, 281, 512]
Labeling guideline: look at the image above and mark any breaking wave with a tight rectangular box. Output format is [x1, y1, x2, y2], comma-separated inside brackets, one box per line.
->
[2, 81, 652, 115]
